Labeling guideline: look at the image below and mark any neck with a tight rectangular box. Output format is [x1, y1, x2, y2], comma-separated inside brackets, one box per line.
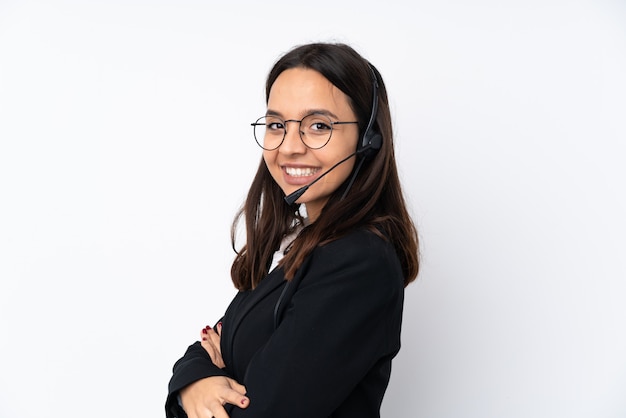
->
[302, 200, 325, 223]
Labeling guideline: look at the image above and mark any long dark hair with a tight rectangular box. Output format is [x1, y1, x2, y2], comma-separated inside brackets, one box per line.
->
[230, 42, 419, 290]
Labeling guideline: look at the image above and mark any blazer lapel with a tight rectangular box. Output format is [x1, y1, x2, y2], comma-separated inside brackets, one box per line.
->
[223, 267, 287, 363]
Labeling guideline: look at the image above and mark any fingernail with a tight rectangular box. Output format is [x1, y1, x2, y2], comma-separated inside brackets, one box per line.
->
[202, 328, 208, 334]
[205, 325, 212, 330]
[241, 398, 248, 405]
[217, 321, 222, 328]
[202, 337, 207, 341]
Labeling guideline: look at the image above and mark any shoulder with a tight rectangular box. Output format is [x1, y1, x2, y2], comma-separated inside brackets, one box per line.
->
[319, 227, 398, 264]
[303, 227, 404, 290]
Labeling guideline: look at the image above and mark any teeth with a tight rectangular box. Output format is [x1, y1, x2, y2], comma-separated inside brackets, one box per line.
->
[285, 167, 318, 177]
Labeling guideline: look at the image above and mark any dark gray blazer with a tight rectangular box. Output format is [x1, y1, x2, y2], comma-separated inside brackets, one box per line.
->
[166, 228, 405, 418]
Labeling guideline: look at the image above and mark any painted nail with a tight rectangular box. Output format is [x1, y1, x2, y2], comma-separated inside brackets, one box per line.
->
[202, 337, 207, 341]
[202, 328, 208, 334]
[241, 398, 247, 405]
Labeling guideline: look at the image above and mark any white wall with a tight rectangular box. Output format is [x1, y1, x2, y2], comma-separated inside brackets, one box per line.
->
[1, 1, 624, 417]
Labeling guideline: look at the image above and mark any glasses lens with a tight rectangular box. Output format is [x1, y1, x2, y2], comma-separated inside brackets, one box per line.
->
[300, 114, 333, 149]
[254, 116, 284, 150]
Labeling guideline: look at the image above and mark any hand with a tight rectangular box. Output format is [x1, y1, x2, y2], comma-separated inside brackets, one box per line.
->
[201, 324, 225, 368]
[180, 375, 249, 418]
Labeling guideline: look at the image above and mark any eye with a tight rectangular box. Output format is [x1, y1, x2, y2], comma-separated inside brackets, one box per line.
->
[304, 115, 333, 135]
[267, 122, 284, 130]
[310, 121, 332, 131]
[265, 117, 284, 132]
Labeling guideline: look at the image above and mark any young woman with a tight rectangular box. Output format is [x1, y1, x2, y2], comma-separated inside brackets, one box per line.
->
[166, 42, 419, 418]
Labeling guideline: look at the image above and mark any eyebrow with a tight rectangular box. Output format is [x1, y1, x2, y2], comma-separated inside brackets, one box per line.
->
[265, 108, 341, 120]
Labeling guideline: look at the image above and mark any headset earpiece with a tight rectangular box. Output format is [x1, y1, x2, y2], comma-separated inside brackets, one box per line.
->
[358, 64, 382, 157]
[363, 130, 382, 152]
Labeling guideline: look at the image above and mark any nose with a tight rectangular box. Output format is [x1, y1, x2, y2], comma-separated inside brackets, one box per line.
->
[279, 122, 307, 155]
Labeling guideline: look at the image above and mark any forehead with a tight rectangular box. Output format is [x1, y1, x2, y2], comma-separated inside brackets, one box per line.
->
[267, 68, 353, 117]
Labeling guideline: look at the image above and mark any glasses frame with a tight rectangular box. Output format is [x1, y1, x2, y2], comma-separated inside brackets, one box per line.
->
[251, 113, 359, 150]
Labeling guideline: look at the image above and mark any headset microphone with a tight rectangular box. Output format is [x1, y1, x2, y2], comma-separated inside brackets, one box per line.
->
[283, 145, 373, 205]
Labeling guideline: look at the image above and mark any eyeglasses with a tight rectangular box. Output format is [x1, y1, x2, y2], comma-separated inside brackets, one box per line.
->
[251, 113, 358, 150]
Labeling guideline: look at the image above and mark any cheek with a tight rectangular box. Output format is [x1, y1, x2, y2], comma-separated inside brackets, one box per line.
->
[263, 151, 280, 178]
[337, 160, 356, 182]
[320, 158, 356, 187]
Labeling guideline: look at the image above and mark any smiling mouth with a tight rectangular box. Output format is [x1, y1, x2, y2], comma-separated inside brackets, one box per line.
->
[284, 167, 320, 177]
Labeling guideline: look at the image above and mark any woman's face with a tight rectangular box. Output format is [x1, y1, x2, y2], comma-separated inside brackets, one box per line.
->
[263, 67, 360, 222]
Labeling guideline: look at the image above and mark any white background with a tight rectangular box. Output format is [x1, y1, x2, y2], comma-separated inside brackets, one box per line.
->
[1, 1, 625, 417]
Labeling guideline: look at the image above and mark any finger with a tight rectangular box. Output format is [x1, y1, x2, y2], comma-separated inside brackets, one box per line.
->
[201, 327, 220, 349]
[200, 338, 226, 368]
[201, 340, 217, 358]
[220, 387, 250, 410]
[207, 327, 221, 347]
[200, 329, 213, 351]
[204, 325, 220, 342]
[207, 401, 230, 418]
[228, 379, 247, 396]
[200, 326, 209, 342]
[200, 339, 214, 356]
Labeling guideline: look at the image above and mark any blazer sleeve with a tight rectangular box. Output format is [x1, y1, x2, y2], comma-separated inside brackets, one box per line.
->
[231, 229, 404, 417]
